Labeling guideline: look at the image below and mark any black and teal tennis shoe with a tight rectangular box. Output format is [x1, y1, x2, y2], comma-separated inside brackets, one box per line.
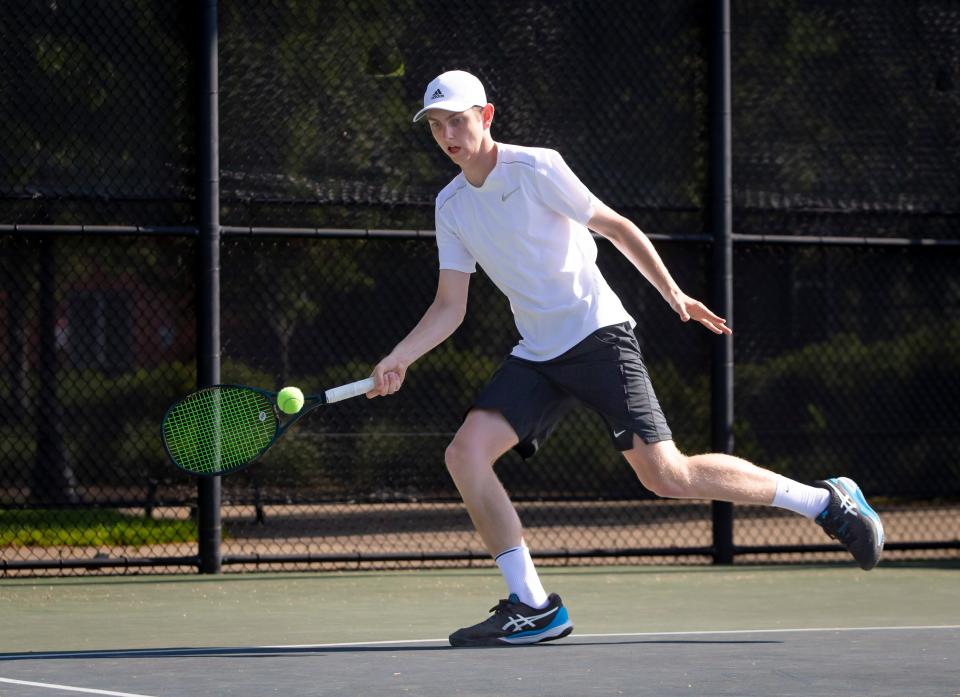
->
[448, 593, 573, 647]
[814, 477, 885, 570]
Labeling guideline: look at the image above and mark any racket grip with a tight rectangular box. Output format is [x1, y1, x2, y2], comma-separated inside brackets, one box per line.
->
[324, 376, 376, 404]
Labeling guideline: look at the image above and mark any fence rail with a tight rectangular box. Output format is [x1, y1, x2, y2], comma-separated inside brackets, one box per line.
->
[1, 0, 958, 575]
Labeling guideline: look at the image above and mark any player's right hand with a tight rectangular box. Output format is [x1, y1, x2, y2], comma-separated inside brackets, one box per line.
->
[367, 357, 406, 398]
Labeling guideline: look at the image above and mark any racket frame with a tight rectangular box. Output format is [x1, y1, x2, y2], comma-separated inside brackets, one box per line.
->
[161, 376, 375, 477]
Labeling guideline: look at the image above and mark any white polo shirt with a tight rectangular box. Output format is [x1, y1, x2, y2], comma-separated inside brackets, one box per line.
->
[434, 142, 634, 361]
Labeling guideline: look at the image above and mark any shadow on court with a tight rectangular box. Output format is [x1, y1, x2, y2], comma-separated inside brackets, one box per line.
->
[0, 638, 786, 662]
[0, 630, 955, 697]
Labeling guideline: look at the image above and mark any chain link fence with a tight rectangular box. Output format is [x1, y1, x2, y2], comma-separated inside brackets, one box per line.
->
[1, 1, 958, 575]
[0, 1, 196, 228]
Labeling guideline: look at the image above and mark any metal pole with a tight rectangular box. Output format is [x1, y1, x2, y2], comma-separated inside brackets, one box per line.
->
[33, 235, 78, 505]
[197, 0, 221, 574]
[710, 0, 735, 564]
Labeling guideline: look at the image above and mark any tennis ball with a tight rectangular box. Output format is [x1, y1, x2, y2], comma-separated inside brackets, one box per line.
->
[277, 386, 304, 414]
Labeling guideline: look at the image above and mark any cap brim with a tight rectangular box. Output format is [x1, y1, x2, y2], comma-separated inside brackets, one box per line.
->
[412, 99, 479, 123]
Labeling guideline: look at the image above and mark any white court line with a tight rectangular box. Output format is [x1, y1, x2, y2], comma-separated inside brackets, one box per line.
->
[270, 623, 960, 648]
[3, 624, 958, 660]
[0, 677, 155, 697]
[572, 624, 960, 639]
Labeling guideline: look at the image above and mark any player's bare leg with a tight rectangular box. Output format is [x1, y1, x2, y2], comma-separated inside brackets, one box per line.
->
[444, 408, 572, 646]
[444, 408, 523, 554]
[623, 437, 883, 569]
[623, 438, 778, 505]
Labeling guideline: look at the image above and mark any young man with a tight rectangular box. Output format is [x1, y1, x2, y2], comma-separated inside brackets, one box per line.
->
[367, 70, 884, 647]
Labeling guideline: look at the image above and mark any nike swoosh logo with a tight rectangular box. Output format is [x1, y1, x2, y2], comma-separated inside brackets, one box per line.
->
[613, 429, 626, 438]
[501, 186, 521, 202]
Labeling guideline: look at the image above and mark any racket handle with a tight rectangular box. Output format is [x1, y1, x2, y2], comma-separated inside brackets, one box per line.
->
[324, 376, 376, 404]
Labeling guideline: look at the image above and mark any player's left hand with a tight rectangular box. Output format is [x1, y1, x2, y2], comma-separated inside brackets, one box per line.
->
[670, 291, 732, 335]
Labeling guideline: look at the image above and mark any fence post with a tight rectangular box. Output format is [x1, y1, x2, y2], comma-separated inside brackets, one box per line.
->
[197, 0, 222, 574]
[709, 0, 735, 564]
[33, 235, 78, 505]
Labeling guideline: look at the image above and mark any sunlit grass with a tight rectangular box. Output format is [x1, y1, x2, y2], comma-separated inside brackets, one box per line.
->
[0, 508, 197, 547]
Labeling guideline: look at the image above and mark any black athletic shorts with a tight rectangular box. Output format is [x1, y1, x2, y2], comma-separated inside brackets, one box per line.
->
[471, 322, 673, 458]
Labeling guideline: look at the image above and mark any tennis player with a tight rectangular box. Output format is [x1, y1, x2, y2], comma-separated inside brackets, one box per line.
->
[368, 70, 885, 647]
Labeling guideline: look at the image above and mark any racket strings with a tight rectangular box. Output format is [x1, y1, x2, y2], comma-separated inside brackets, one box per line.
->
[162, 387, 277, 474]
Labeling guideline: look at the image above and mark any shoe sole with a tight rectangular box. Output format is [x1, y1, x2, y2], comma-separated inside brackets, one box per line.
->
[449, 621, 574, 647]
[501, 620, 574, 645]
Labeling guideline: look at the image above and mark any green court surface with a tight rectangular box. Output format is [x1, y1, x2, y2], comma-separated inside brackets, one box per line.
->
[1, 563, 958, 697]
[3, 562, 958, 653]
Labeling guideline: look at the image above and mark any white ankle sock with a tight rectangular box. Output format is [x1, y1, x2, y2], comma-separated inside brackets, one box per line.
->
[772, 476, 831, 519]
[494, 545, 549, 609]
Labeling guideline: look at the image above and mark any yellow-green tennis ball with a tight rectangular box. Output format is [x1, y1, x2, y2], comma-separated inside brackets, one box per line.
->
[277, 386, 304, 414]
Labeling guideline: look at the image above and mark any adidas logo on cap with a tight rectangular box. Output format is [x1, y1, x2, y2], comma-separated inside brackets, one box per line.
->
[413, 71, 486, 122]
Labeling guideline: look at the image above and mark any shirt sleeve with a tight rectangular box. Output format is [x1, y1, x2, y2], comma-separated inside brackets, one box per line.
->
[435, 202, 476, 273]
[532, 149, 596, 225]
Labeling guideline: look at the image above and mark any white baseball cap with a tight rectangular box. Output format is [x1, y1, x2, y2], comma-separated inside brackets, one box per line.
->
[412, 70, 487, 123]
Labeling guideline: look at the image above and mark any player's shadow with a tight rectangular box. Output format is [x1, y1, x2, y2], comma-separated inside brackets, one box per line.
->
[558, 639, 783, 647]
[0, 639, 781, 662]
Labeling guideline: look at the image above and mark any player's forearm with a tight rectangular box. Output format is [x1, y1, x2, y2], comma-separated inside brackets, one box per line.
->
[590, 204, 683, 302]
[389, 299, 465, 368]
[608, 221, 682, 302]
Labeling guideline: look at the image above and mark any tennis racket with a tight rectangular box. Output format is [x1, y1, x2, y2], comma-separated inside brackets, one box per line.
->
[161, 376, 376, 477]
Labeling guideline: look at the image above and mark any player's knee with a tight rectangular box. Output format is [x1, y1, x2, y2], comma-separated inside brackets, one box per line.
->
[649, 467, 693, 499]
[629, 448, 692, 499]
[445, 410, 516, 480]
[444, 438, 486, 478]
